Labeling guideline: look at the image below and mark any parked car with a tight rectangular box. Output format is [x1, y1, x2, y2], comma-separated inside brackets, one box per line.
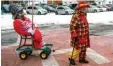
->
[111, 5, 113, 11]
[26, 6, 48, 15]
[69, 4, 78, 10]
[106, 4, 112, 7]
[56, 5, 75, 15]
[106, 4, 113, 11]
[96, 5, 107, 12]
[49, 5, 56, 8]
[88, 5, 102, 13]
[102, 5, 111, 11]
[40, 4, 57, 13]
[110, 4, 113, 11]
[2, 4, 10, 13]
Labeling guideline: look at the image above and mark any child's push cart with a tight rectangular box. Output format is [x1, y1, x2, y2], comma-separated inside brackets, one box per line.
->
[15, 35, 53, 60]
[14, 20, 53, 60]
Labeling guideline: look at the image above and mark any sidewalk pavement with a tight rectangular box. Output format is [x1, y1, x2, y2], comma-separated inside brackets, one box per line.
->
[1, 28, 113, 66]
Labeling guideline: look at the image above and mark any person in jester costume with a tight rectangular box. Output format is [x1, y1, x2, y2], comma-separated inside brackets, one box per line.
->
[68, 1, 90, 65]
[9, 4, 43, 49]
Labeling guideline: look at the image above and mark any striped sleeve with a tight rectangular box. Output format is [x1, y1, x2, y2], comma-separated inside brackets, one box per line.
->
[70, 14, 79, 38]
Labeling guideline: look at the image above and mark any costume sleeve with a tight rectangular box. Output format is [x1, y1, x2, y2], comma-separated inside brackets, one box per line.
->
[70, 14, 79, 38]
[24, 16, 36, 28]
[13, 20, 30, 36]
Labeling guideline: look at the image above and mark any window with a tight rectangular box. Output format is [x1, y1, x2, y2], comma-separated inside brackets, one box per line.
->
[27, 7, 32, 9]
[57, 7, 64, 9]
[27, 7, 37, 9]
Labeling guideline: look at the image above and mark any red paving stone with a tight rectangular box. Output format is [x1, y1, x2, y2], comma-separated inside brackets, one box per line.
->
[1, 28, 113, 66]
[1, 46, 42, 66]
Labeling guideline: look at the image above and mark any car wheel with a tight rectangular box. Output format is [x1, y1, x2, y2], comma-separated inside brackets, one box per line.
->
[94, 10, 97, 13]
[38, 12, 41, 15]
[55, 11, 58, 15]
[65, 11, 69, 15]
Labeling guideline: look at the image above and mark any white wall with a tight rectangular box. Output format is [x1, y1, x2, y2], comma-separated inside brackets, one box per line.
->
[95, 0, 113, 5]
[104, 0, 113, 4]
[27, 0, 47, 5]
[95, 0, 104, 5]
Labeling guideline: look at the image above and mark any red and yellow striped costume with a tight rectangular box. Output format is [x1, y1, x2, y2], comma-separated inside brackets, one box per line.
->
[69, 9, 90, 59]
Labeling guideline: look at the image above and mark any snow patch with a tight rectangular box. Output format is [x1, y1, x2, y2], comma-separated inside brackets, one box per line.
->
[1, 12, 113, 30]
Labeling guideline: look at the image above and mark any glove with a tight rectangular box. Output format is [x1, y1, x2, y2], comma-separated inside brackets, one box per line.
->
[34, 23, 38, 27]
[71, 33, 77, 39]
[28, 28, 34, 35]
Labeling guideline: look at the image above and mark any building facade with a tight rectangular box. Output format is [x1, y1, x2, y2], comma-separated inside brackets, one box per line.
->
[95, 0, 113, 5]
[47, 0, 62, 6]
[1, 0, 113, 6]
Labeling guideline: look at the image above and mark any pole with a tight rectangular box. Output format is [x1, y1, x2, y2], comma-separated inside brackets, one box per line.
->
[32, 0, 34, 30]
[31, 0, 34, 48]
[69, 38, 77, 66]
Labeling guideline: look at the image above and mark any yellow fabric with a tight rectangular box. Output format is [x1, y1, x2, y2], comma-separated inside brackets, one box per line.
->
[68, 48, 81, 59]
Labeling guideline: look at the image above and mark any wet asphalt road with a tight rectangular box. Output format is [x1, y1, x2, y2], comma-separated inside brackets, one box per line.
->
[1, 23, 113, 46]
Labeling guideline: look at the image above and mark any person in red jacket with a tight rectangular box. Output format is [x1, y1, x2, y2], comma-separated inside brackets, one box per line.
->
[68, 1, 90, 65]
[9, 4, 42, 49]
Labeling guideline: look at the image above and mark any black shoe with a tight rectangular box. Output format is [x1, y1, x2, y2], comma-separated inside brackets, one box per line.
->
[79, 59, 89, 63]
[69, 58, 76, 65]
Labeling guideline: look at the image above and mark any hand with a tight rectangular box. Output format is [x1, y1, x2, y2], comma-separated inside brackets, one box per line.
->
[33, 23, 38, 28]
[71, 33, 77, 39]
[35, 24, 38, 27]
[28, 28, 34, 35]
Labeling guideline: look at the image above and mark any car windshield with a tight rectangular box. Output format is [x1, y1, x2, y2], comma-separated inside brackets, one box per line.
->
[50, 5, 56, 8]
[37, 6, 44, 9]
[2, 4, 10, 12]
[91, 5, 98, 8]
[48, 6, 54, 9]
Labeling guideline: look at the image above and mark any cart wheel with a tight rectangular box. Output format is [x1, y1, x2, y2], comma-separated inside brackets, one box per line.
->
[27, 51, 32, 55]
[19, 51, 28, 60]
[40, 52, 48, 59]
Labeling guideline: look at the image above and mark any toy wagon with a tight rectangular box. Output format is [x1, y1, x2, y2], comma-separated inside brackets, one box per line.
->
[15, 35, 53, 60]
[13, 20, 53, 60]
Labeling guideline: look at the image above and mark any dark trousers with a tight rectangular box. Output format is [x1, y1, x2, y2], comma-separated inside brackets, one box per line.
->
[79, 46, 86, 60]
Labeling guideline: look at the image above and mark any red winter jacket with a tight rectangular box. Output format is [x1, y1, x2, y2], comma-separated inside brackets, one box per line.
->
[13, 19, 30, 36]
